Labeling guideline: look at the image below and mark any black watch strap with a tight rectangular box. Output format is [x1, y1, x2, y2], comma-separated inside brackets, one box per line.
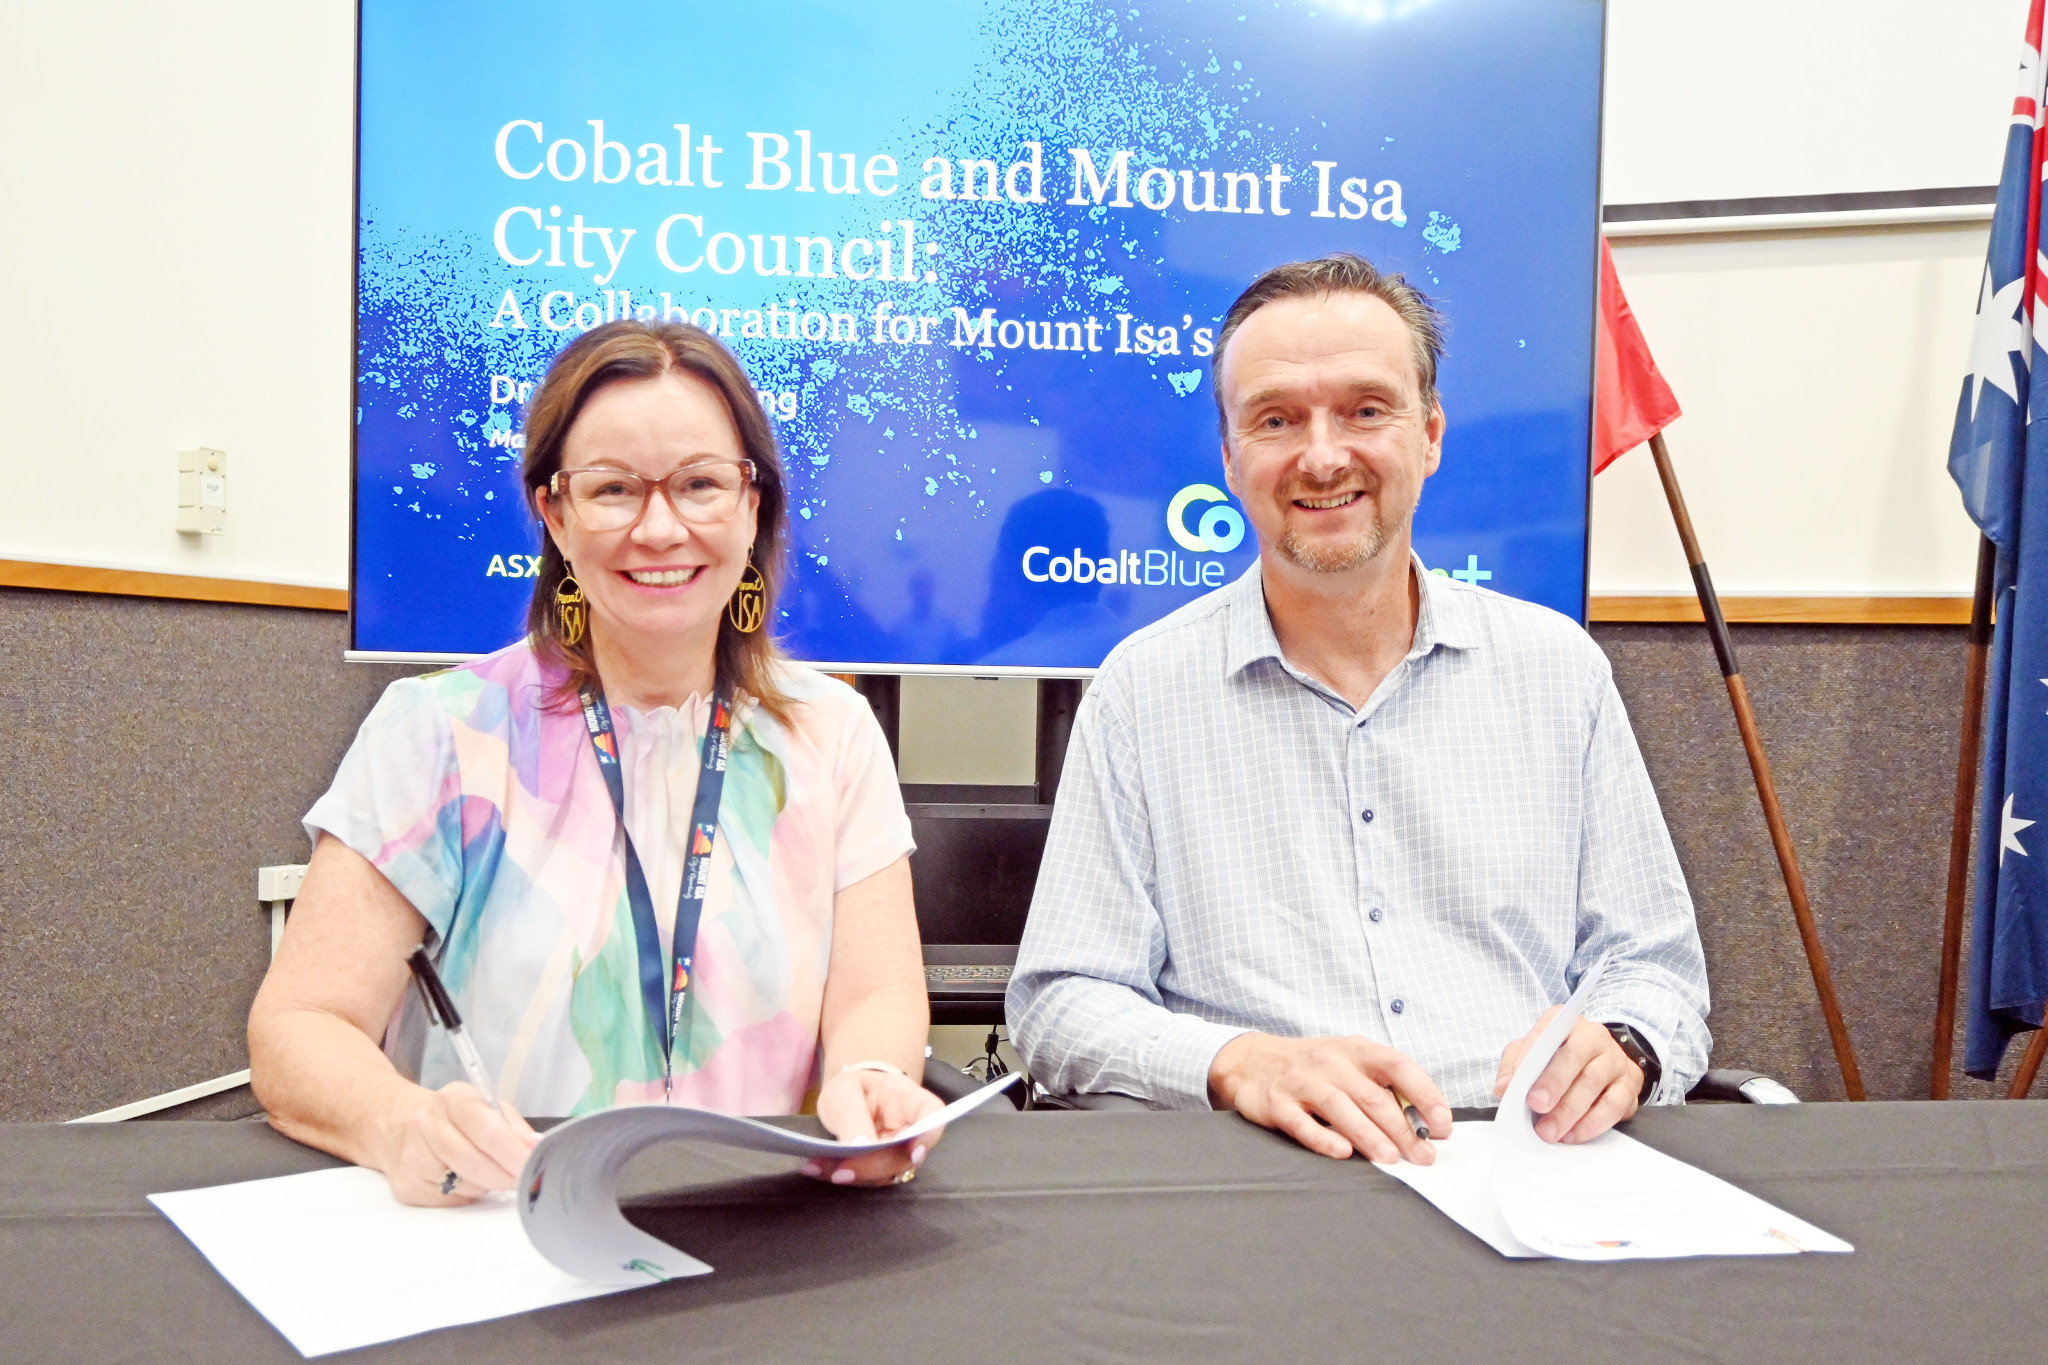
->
[1603, 1023, 1661, 1103]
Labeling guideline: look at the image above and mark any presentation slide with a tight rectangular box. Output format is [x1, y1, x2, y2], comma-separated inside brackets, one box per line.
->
[354, 0, 1601, 668]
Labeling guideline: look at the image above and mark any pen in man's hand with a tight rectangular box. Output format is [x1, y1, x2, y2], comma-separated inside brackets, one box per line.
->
[405, 946, 500, 1109]
[1391, 1089, 1432, 1142]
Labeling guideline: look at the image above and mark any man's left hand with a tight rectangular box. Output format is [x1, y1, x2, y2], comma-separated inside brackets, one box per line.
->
[1492, 1007, 1642, 1144]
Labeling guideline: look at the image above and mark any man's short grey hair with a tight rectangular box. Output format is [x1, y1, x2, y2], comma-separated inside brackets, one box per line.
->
[1211, 252, 1447, 433]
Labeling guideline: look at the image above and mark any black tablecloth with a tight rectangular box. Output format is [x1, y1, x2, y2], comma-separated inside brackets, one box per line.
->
[5, 1102, 2045, 1364]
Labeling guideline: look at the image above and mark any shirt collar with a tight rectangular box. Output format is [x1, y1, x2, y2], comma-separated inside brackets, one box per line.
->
[1224, 551, 1484, 679]
[1415, 555, 1484, 654]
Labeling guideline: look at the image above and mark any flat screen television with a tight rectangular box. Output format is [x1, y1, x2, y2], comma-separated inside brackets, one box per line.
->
[351, 0, 1603, 672]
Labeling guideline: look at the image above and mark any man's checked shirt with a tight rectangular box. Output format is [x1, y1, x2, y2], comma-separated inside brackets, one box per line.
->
[1007, 558, 1710, 1110]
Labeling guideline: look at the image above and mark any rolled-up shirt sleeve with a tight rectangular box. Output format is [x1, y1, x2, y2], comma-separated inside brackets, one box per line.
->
[1006, 678, 1248, 1110]
[828, 690, 916, 892]
[303, 676, 464, 943]
[1570, 658, 1713, 1104]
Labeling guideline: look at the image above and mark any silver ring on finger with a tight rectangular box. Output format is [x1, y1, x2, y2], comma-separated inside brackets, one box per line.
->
[438, 1169, 461, 1196]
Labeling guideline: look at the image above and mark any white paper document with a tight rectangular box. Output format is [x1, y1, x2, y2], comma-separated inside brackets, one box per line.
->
[150, 1166, 630, 1357]
[1376, 960, 1852, 1261]
[150, 1073, 1020, 1355]
[518, 1071, 1021, 1283]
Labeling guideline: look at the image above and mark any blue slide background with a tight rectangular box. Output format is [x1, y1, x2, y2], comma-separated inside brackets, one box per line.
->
[354, 0, 1602, 667]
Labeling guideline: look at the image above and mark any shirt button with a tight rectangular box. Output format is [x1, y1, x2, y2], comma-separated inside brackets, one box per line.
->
[1390, 998, 1406, 1015]
[1360, 808, 1375, 823]
[1368, 907, 1384, 923]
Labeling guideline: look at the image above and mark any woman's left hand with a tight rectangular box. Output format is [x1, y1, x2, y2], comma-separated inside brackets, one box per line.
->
[806, 1068, 945, 1187]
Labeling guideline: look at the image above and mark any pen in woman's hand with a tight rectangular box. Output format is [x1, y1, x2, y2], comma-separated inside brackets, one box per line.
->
[405, 946, 499, 1109]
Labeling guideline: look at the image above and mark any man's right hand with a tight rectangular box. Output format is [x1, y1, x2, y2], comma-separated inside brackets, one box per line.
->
[1207, 1033, 1452, 1164]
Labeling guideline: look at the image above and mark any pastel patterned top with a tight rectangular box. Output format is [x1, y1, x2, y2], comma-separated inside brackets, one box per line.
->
[304, 642, 914, 1118]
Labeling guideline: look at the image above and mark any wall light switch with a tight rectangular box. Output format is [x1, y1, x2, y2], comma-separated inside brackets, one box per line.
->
[177, 447, 229, 535]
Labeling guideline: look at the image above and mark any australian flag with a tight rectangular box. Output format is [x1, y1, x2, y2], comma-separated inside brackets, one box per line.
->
[1952, 0, 2048, 1078]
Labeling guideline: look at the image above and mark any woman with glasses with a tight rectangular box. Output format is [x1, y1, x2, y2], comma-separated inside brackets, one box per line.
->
[249, 321, 939, 1204]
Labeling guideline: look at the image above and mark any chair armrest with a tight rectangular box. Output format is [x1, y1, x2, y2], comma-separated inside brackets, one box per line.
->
[921, 1060, 984, 1104]
[1685, 1069, 1800, 1104]
[922, 1060, 1028, 1108]
[1031, 1088, 1157, 1112]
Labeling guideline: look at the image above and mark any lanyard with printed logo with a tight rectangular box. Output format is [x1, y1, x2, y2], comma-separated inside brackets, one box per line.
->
[578, 682, 734, 1094]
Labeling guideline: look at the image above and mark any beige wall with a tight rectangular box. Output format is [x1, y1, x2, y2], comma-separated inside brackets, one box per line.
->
[1595, 224, 1990, 598]
[1603, 0, 2020, 204]
[0, 4, 355, 588]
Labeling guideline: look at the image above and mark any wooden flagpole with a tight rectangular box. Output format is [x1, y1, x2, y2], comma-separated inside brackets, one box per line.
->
[1921, 537, 2047, 1100]
[1647, 432, 1866, 1100]
[2011, 1019, 2048, 1097]
[1931, 536, 1997, 1098]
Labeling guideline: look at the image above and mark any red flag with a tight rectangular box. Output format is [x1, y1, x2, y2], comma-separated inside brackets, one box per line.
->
[1592, 238, 1681, 473]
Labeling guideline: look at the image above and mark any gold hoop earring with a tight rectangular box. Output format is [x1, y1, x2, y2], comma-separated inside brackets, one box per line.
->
[727, 560, 765, 634]
[555, 571, 587, 646]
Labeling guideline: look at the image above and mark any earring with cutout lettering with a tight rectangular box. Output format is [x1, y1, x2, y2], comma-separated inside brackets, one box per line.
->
[555, 566, 587, 646]
[727, 558, 765, 634]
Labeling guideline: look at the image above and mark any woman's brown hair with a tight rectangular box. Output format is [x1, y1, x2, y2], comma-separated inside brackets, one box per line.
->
[521, 320, 792, 721]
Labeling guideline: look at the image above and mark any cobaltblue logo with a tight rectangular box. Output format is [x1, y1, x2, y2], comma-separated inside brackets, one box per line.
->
[1021, 483, 1247, 588]
[1165, 483, 1245, 553]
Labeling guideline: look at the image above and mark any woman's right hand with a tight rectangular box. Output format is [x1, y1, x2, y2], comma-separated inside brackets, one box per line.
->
[378, 1082, 540, 1206]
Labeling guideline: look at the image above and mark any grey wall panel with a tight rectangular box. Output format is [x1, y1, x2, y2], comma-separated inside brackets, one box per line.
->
[1596, 622, 2018, 1102]
[0, 589, 416, 1121]
[0, 590, 2024, 1120]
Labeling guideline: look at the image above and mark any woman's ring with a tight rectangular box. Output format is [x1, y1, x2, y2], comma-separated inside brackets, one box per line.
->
[438, 1169, 461, 1195]
[892, 1168, 917, 1185]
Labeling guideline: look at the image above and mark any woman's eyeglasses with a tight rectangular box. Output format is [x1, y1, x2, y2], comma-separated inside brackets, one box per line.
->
[548, 458, 755, 531]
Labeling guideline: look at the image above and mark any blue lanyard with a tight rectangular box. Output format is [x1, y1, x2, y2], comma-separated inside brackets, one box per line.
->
[578, 683, 733, 1093]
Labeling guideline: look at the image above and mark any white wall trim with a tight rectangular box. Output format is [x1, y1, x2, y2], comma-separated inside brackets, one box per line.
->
[1607, 202, 1994, 238]
[68, 1069, 252, 1123]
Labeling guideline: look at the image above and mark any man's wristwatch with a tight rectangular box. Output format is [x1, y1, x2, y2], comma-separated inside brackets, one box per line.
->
[1602, 1023, 1661, 1103]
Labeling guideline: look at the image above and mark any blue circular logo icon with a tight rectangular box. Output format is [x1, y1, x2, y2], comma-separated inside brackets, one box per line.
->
[1167, 484, 1246, 553]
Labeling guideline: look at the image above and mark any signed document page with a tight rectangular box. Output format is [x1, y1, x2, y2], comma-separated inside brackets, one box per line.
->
[151, 1166, 631, 1358]
[1376, 960, 1851, 1262]
[150, 1073, 1022, 1355]
[1379, 1122, 1851, 1261]
[1373, 1122, 1540, 1258]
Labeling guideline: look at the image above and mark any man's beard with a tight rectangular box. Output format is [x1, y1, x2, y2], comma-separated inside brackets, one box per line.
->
[1276, 485, 1410, 574]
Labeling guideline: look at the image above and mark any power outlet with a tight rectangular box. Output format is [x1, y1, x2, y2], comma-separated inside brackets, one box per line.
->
[258, 862, 307, 960]
[177, 447, 229, 535]
[257, 864, 307, 901]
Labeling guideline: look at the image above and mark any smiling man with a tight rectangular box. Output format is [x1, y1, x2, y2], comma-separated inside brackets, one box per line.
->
[1006, 254, 1710, 1164]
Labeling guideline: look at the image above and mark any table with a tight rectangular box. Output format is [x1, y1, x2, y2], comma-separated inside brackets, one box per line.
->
[5, 1102, 2046, 1363]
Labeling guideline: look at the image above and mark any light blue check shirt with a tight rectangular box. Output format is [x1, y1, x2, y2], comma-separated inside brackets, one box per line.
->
[1007, 558, 1710, 1110]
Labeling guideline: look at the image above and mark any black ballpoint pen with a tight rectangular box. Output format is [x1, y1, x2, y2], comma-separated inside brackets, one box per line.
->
[405, 946, 500, 1109]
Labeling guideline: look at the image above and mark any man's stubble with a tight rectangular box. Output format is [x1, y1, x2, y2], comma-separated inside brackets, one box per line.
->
[1274, 473, 1416, 575]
